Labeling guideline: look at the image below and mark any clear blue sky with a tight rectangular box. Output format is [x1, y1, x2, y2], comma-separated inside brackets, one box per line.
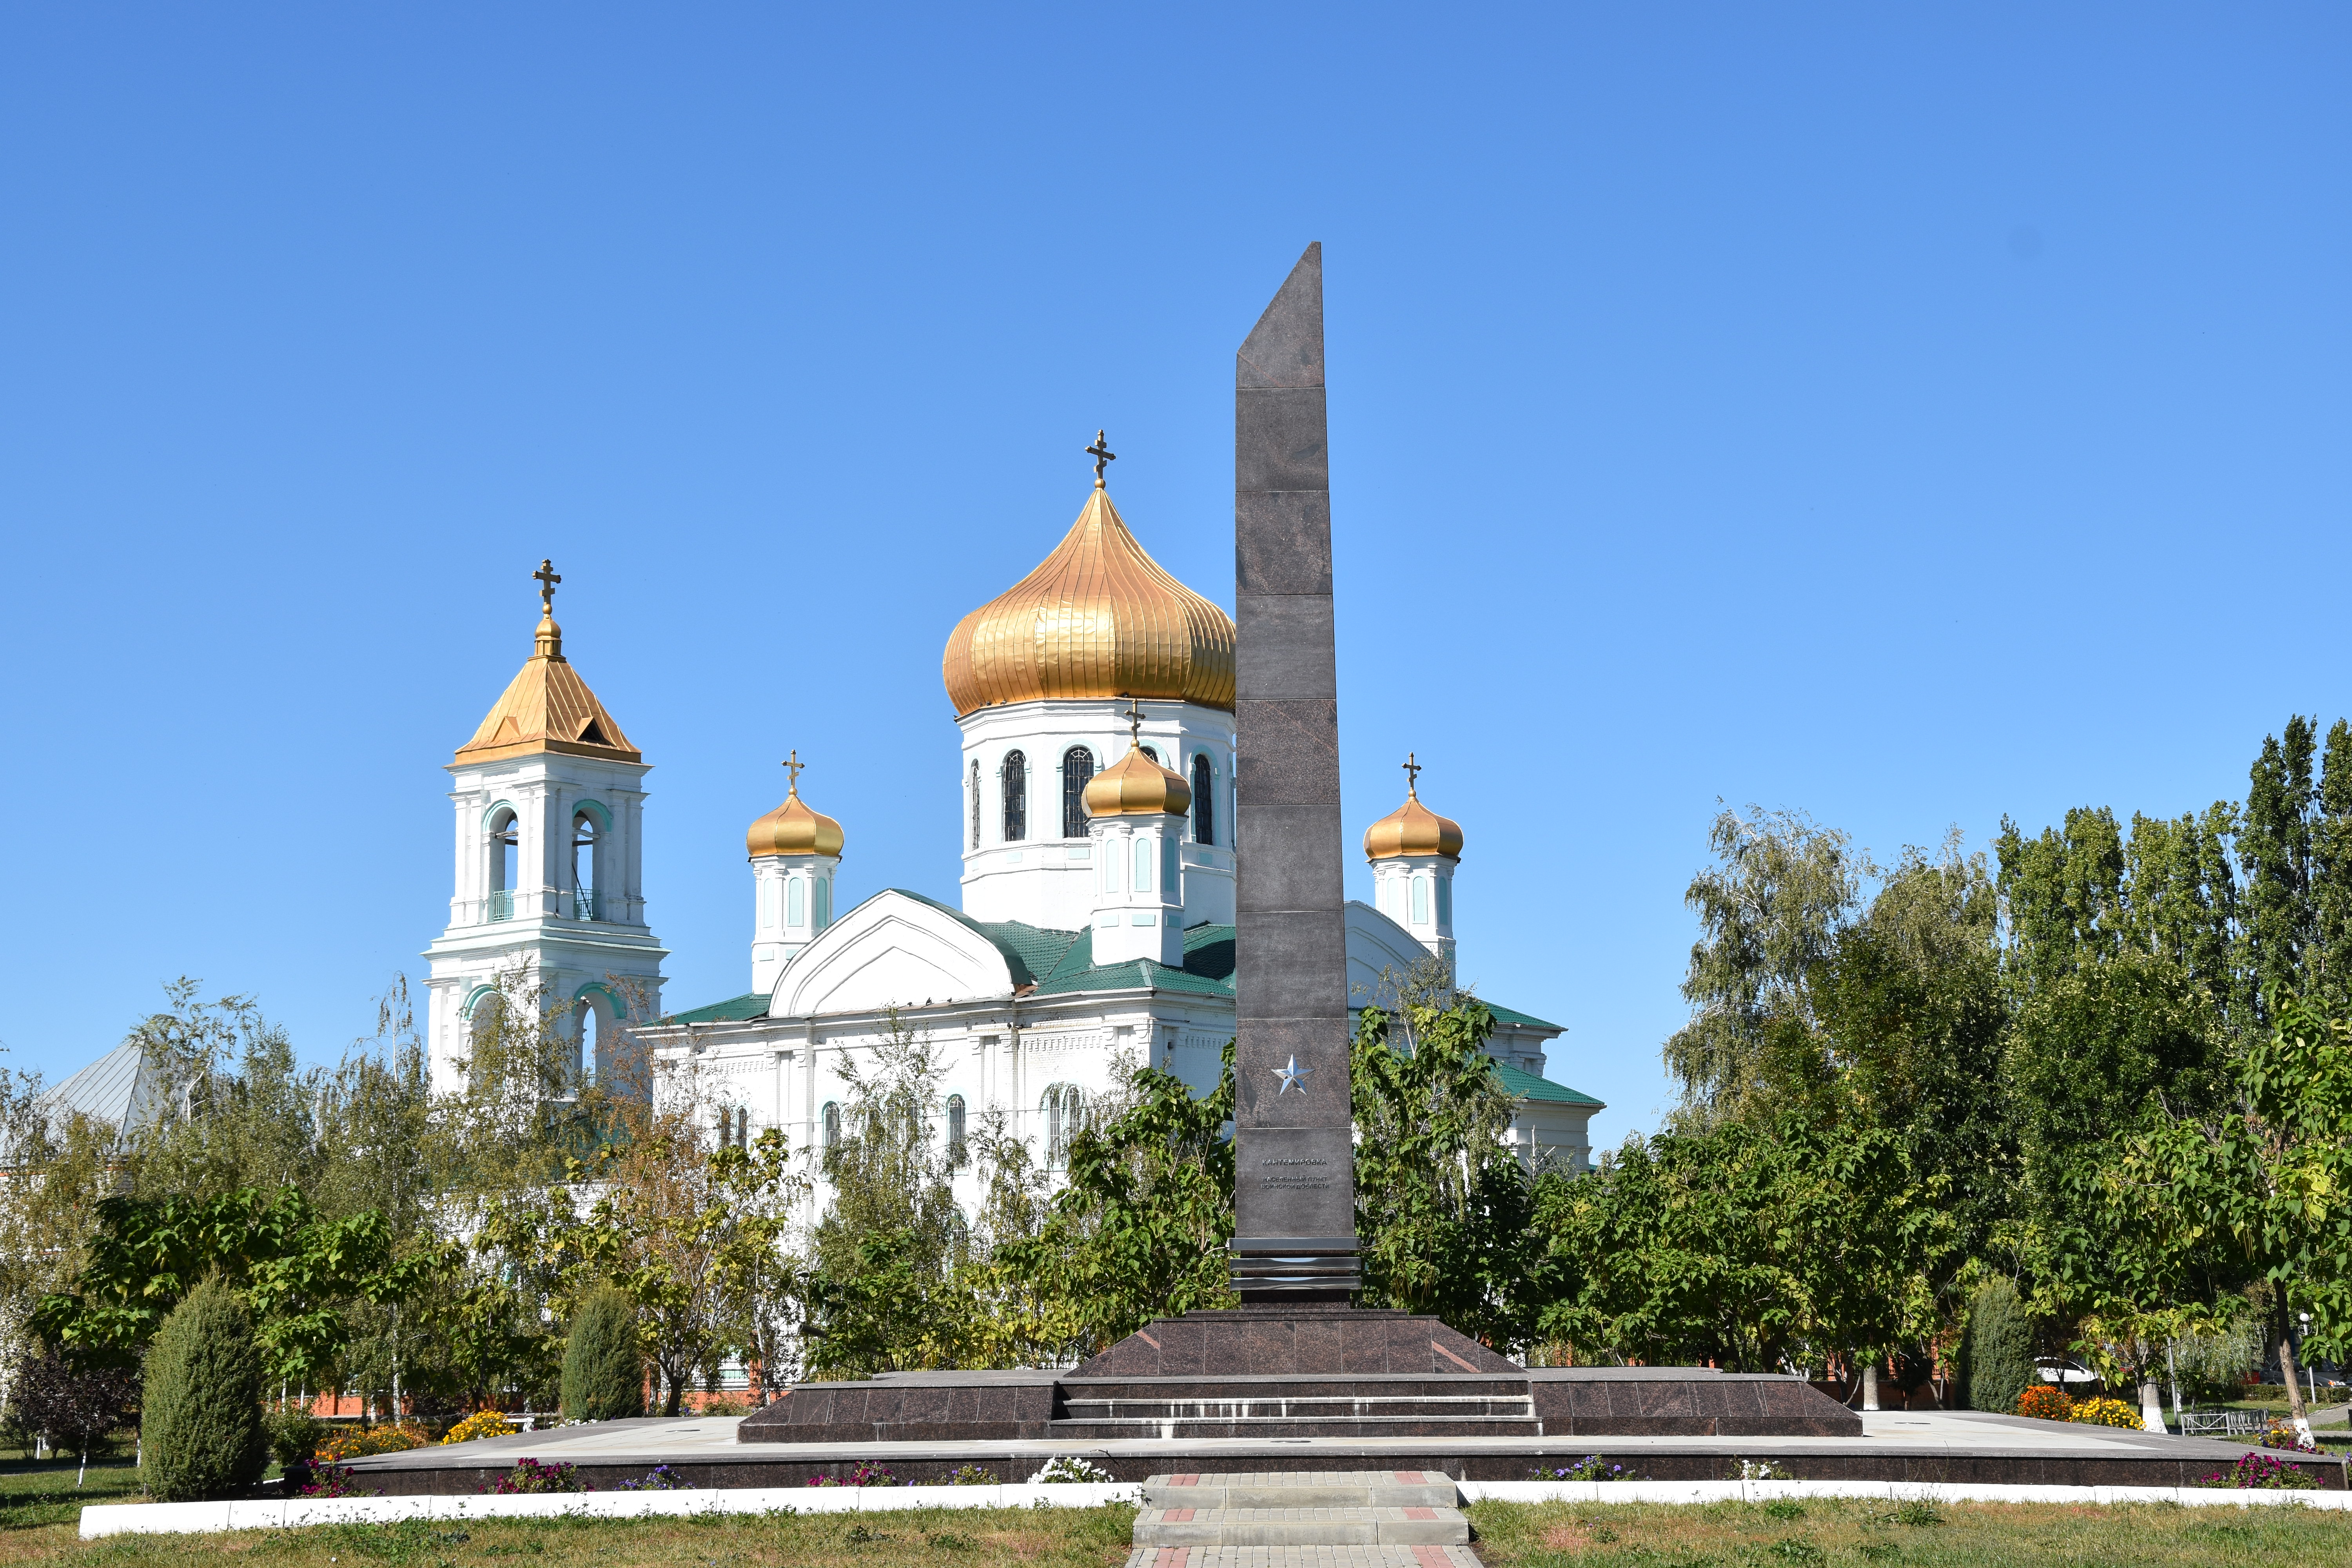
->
[2, 6, 2345, 1150]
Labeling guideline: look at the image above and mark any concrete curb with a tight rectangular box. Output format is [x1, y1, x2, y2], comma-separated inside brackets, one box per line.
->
[1460, 1478, 2352, 1509]
[77, 1482, 1146, 1539]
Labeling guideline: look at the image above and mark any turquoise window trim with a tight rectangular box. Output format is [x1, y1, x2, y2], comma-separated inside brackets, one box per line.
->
[481, 799, 520, 830]
[461, 984, 501, 1018]
[571, 799, 613, 831]
[788, 878, 806, 928]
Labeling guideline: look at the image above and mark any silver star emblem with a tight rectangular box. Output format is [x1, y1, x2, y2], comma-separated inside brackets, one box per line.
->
[1273, 1055, 1311, 1094]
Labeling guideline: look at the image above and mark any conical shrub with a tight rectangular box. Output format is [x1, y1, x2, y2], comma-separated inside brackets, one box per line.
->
[561, 1286, 644, 1421]
[140, 1279, 267, 1501]
[1960, 1277, 2036, 1415]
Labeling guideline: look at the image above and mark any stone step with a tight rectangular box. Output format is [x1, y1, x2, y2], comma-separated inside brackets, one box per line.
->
[1065, 1394, 1534, 1419]
[1060, 1416, 1537, 1439]
[1134, 1508, 1470, 1548]
[1124, 1550, 1482, 1568]
[1142, 1471, 1460, 1510]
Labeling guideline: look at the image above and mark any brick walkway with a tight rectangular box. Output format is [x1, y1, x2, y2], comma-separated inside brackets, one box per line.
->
[1122, 1472, 1480, 1568]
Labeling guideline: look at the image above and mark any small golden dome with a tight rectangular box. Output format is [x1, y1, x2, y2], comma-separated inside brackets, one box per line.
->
[942, 484, 1236, 717]
[1364, 759, 1463, 861]
[748, 755, 844, 859]
[1083, 744, 1193, 819]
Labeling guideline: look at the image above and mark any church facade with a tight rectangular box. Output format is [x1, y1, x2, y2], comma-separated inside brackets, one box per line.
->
[426, 476, 1601, 1219]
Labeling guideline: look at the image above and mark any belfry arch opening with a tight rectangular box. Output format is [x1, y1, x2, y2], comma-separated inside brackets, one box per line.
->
[571, 810, 600, 920]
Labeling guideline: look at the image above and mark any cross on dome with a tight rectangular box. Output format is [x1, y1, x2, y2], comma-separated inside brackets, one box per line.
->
[782, 749, 805, 794]
[534, 558, 562, 614]
[1086, 428, 1116, 488]
[1122, 694, 1146, 751]
[1403, 752, 1423, 798]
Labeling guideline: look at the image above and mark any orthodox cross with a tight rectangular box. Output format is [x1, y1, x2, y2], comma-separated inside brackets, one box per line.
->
[533, 559, 562, 614]
[1403, 752, 1422, 797]
[1087, 429, 1116, 488]
[782, 749, 804, 794]
[1122, 695, 1145, 750]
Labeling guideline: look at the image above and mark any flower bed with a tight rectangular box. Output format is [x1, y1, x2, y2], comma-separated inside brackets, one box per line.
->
[317, 1423, 431, 1461]
[2198, 1452, 2320, 1490]
[2070, 1397, 2141, 1429]
[440, 1410, 521, 1445]
[2015, 1385, 2072, 1421]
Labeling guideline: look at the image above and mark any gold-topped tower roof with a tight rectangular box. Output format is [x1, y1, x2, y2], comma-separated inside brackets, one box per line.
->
[747, 750, 845, 858]
[454, 560, 641, 765]
[941, 434, 1236, 716]
[1363, 753, 1464, 860]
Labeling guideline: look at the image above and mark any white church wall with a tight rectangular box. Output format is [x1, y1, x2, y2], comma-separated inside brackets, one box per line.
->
[957, 698, 1236, 931]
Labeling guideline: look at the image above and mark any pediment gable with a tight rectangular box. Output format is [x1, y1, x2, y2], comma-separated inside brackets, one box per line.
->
[770, 890, 1021, 1017]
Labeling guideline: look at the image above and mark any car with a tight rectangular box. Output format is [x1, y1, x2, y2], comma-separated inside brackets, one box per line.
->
[2036, 1356, 2097, 1385]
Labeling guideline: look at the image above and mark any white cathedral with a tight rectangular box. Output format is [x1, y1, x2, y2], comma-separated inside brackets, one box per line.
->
[423, 473, 1601, 1214]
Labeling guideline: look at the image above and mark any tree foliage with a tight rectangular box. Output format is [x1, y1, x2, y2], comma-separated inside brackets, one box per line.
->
[1352, 968, 1544, 1350]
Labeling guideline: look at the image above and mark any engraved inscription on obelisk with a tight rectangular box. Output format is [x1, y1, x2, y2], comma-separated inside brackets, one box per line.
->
[1230, 242, 1358, 1299]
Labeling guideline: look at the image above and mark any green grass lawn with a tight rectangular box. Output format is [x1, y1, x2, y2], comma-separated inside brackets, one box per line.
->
[1468, 1496, 2352, 1566]
[3, 1483, 2351, 1566]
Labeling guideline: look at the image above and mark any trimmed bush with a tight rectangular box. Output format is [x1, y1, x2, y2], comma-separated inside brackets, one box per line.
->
[140, 1279, 267, 1501]
[561, 1286, 644, 1422]
[1959, 1278, 2035, 1415]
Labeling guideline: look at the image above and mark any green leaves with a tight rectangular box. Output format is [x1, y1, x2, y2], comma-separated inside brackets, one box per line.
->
[1536, 1110, 1953, 1371]
[33, 1185, 398, 1387]
[1352, 982, 1543, 1352]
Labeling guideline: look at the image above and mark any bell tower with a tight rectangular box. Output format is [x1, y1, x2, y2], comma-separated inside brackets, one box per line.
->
[1082, 702, 1192, 968]
[424, 561, 667, 1094]
[746, 750, 845, 996]
[1362, 754, 1463, 976]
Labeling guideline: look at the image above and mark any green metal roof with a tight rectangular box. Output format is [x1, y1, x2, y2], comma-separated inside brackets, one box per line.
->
[655, 903, 1572, 1069]
[1493, 1061, 1605, 1108]
[1027, 922, 1240, 1000]
[665, 992, 771, 1024]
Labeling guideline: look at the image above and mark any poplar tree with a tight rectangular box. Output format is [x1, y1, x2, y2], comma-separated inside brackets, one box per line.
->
[2240, 717, 2317, 1022]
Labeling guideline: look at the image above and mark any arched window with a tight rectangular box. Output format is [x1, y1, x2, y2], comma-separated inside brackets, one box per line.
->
[969, 760, 981, 849]
[821, 1101, 841, 1153]
[1042, 1082, 1086, 1167]
[570, 811, 599, 920]
[1140, 744, 1159, 764]
[946, 1093, 967, 1168]
[487, 809, 519, 921]
[1191, 755, 1214, 845]
[1061, 747, 1094, 838]
[1001, 751, 1027, 842]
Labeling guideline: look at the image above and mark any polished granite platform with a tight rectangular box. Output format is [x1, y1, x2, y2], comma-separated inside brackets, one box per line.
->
[334, 1407, 2347, 1494]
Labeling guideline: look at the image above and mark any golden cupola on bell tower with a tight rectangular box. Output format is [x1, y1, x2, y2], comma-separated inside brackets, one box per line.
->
[946, 434, 1238, 934]
[1364, 753, 1463, 971]
[746, 751, 845, 996]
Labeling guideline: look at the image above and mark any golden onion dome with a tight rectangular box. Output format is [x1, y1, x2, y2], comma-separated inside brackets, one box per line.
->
[942, 484, 1236, 717]
[1364, 765, 1464, 861]
[747, 758, 845, 859]
[1083, 744, 1193, 818]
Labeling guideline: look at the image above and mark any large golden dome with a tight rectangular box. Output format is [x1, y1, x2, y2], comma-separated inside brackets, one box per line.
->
[942, 485, 1235, 717]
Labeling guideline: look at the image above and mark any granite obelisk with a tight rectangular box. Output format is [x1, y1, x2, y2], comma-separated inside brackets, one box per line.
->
[1230, 242, 1357, 1300]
